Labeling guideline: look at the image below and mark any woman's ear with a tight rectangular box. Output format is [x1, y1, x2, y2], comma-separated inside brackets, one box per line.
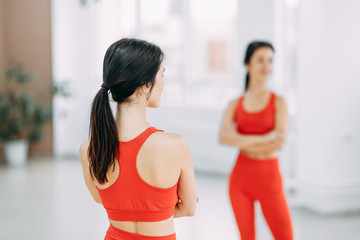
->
[141, 82, 152, 94]
[245, 63, 250, 71]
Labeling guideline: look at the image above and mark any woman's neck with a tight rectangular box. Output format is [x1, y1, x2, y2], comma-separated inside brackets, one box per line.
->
[115, 101, 149, 140]
[246, 79, 269, 96]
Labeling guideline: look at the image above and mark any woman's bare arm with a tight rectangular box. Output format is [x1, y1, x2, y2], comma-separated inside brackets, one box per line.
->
[173, 136, 197, 218]
[79, 139, 102, 204]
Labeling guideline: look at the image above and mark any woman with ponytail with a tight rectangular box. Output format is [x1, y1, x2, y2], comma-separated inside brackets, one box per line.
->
[219, 41, 293, 240]
[79, 38, 197, 240]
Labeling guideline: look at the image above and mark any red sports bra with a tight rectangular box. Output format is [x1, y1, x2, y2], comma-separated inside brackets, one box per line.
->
[234, 92, 276, 134]
[97, 127, 178, 222]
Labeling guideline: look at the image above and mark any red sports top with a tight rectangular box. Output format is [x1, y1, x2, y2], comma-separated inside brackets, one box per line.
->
[97, 127, 178, 222]
[234, 92, 276, 134]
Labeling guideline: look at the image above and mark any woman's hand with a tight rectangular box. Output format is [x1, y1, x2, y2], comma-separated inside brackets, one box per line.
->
[263, 130, 286, 145]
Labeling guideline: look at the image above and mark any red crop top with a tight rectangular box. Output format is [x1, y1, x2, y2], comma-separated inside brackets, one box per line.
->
[234, 92, 276, 134]
[97, 127, 178, 222]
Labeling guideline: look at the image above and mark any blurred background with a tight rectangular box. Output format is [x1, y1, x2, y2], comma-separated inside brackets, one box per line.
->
[0, 0, 360, 239]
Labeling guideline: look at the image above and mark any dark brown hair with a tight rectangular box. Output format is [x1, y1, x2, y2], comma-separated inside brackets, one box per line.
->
[88, 38, 163, 184]
[244, 41, 274, 91]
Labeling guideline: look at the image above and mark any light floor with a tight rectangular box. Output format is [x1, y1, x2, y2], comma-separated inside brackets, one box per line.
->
[0, 157, 359, 240]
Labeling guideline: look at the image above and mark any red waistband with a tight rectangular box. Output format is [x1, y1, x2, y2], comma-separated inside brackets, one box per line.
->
[238, 152, 278, 162]
[106, 224, 176, 240]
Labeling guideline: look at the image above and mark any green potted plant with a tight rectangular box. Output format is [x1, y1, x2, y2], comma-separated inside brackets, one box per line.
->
[0, 65, 51, 167]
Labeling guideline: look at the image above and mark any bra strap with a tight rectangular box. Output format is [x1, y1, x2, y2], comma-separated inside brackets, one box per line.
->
[134, 127, 163, 147]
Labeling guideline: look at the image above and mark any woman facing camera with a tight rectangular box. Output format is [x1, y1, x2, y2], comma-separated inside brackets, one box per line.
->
[79, 38, 197, 240]
[220, 41, 293, 240]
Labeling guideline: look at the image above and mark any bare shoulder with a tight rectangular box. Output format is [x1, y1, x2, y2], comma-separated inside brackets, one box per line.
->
[221, 97, 240, 124]
[227, 98, 239, 109]
[142, 131, 191, 170]
[275, 95, 287, 108]
[148, 131, 189, 153]
[224, 97, 240, 115]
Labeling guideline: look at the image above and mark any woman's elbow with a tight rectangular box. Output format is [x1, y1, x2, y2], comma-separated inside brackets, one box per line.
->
[269, 142, 284, 152]
[189, 202, 197, 216]
[187, 210, 195, 217]
[275, 140, 285, 150]
[184, 205, 196, 217]
[219, 131, 229, 145]
[278, 143, 285, 151]
[179, 201, 197, 217]
[219, 136, 226, 145]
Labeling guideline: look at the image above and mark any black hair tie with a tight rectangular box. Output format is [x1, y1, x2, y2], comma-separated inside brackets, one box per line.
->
[101, 83, 110, 90]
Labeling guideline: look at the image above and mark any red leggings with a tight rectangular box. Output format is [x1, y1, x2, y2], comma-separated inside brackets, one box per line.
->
[105, 224, 176, 240]
[229, 153, 293, 240]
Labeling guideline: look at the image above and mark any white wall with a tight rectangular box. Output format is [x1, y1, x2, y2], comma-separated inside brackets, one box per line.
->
[52, 0, 96, 157]
[52, 0, 125, 157]
[296, 0, 360, 213]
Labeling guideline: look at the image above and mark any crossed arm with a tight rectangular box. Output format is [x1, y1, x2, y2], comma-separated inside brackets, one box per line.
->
[172, 136, 198, 218]
[219, 96, 289, 155]
[79, 139, 102, 204]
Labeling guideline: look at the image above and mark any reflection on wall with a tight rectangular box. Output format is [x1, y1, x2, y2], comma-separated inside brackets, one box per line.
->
[52, 0, 360, 214]
[52, 0, 292, 174]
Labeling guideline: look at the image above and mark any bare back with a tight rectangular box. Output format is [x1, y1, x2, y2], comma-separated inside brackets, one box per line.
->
[80, 130, 188, 236]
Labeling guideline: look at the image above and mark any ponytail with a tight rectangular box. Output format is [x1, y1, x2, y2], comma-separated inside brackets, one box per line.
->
[87, 38, 163, 184]
[245, 72, 249, 91]
[88, 88, 119, 184]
